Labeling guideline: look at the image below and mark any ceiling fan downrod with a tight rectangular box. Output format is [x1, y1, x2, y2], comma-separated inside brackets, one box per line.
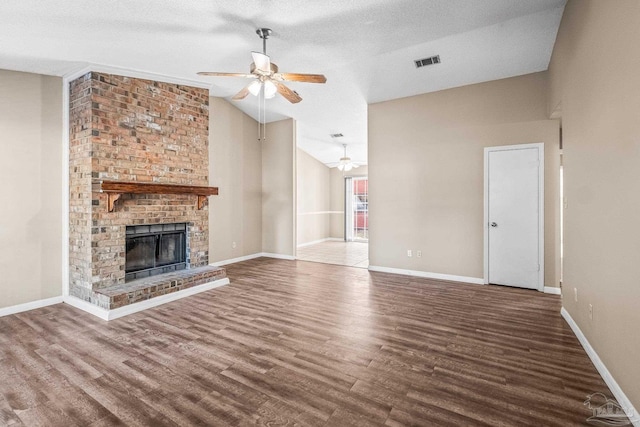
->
[256, 28, 272, 55]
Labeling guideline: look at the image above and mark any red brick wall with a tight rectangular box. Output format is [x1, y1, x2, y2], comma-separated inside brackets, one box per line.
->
[69, 72, 210, 306]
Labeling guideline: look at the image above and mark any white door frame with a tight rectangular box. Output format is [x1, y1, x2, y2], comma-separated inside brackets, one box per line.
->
[483, 142, 544, 291]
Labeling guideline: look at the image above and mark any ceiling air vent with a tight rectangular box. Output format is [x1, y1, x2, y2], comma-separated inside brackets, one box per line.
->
[414, 55, 441, 68]
[330, 133, 344, 138]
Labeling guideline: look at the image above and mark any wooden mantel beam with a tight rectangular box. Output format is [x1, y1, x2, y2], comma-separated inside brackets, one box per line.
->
[92, 180, 219, 212]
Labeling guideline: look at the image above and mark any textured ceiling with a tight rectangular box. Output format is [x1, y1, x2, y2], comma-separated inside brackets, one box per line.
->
[0, 0, 566, 165]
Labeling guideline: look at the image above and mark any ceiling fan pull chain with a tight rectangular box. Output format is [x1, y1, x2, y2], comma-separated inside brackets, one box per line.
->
[257, 87, 266, 142]
[258, 96, 261, 141]
[262, 89, 266, 141]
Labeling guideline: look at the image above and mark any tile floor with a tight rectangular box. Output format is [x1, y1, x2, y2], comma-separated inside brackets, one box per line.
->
[296, 240, 369, 268]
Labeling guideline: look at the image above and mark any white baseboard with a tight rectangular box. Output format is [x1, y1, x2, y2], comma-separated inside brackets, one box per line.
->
[561, 307, 639, 426]
[544, 286, 562, 295]
[0, 296, 64, 318]
[368, 265, 484, 285]
[63, 277, 230, 321]
[211, 252, 296, 267]
[211, 253, 263, 266]
[63, 296, 110, 321]
[297, 237, 343, 248]
[260, 252, 296, 261]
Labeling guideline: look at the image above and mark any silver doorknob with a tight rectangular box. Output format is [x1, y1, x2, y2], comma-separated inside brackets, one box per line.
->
[490, 222, 498, 227]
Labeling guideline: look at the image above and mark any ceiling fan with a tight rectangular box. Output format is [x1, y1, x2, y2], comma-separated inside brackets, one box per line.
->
[198, 28, 327, 104]
[328, 144, 364, 172]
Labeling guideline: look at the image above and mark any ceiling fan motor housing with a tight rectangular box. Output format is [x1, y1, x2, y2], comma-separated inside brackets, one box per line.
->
[251, 62, 279, 74]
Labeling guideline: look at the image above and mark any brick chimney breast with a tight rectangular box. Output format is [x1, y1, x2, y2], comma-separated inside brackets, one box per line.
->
[69, 72, 210, 308]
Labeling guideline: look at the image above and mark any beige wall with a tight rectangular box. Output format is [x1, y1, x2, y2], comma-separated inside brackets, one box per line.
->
[369, 72, 560, 285]
[209, 105, 298, 259]
[262, 119, 296, 256]
[296, 148, 331, 246]
[0, 70, 62, 308]
[330, 166, 369, 239]
[549, 0, 640, 408]
[208, 97, 262, 262]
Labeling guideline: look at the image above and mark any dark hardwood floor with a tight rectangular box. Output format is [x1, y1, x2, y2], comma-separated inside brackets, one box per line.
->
[0, 258, 618, 426]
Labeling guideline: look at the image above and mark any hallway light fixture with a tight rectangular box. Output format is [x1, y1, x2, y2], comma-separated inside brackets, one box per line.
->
[337, 144, 359, 172]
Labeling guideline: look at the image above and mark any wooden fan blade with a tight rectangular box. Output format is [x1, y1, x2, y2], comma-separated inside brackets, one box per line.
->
[277, 73, 327, 84]
[232, 84, 252, 100]
[197, 72, 256, 78]
[272, 81, 302, 104]
[251, 52, 271, 73]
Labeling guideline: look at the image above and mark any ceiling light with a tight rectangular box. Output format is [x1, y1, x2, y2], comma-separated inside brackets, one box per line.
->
[264, 80, 277, 98]
[248, 80, 261, 96]
[338, 157, 353, 172]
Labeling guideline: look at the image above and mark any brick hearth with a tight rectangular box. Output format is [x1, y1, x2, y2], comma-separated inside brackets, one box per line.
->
[68, 72, 224, 309]
[94, 265, 227, 309]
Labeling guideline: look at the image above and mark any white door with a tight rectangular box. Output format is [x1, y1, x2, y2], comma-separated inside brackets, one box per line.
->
[486, 144, 543, 290]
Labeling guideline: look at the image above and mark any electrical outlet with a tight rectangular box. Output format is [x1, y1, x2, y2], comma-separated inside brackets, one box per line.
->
[417, 250, 422, 258]
[407, 250, 412, 257]
[574, 288, 578, 303]
[232, 241, 237, 249]
[589, 304, 593, 320]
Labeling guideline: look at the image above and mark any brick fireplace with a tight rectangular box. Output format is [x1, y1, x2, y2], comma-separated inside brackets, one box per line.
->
[69, 72, 226, 311]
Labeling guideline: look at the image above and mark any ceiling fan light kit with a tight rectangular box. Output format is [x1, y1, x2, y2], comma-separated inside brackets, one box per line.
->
[338, 161, 354, 172]
[248, 79, 277, 99]
[263, 80, 277, 98]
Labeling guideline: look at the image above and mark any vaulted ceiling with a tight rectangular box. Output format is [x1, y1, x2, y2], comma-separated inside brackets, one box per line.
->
[0, 0, 566, 165]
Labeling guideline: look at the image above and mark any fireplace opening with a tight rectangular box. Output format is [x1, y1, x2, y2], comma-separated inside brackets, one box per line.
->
[125, 223, 187, 281]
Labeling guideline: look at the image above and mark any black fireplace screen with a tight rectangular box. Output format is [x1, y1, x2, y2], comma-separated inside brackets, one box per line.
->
[125, 223, 187, 281]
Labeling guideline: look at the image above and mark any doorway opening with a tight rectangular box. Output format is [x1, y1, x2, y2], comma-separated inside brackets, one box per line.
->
[297, 174, 369, 268]
[294, 155, 369, 268]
